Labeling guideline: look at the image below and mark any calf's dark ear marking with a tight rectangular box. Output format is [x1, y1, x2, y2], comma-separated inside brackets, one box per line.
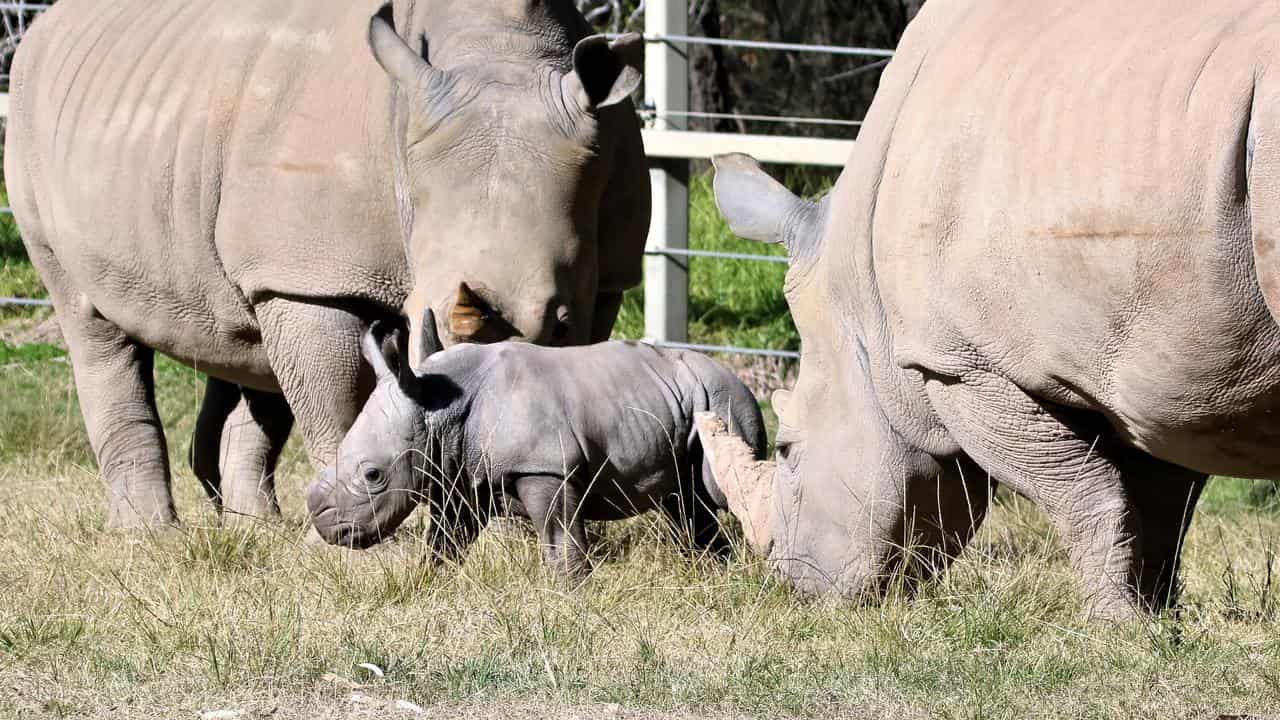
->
[364, 318, 410, 381]
[362, 323, 395, 382]
[565, 34, 643, 110]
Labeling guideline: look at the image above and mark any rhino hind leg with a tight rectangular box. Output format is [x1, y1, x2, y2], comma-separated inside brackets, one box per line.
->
[192, 379, 294, 522]
[659, 441, 730, 558]
[191, 377, 240, 510]
[59, 296, 178, 527]
[515, 475, 591, 578]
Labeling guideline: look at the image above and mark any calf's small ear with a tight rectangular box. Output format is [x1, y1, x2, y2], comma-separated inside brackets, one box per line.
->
[564, 33, 643, 110]
[419, 308, 444, 361]
[363, 322, 397, 382]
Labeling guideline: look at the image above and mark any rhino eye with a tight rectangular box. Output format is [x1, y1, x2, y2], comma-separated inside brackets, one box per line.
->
[363, 467, 385, 487]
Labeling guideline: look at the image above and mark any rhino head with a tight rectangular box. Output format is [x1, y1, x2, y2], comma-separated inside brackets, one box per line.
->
[369, 3, 649, 358]
[307, 310, 463, 549]
[708, 154, 990, 598]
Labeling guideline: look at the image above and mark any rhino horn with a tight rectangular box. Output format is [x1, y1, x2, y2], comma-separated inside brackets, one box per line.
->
[449, 282, 488, 340]
[695, 412, 776, 557]
[711, 153, 824, 259]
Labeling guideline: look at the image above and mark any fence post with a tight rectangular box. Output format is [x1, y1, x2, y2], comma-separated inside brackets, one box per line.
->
[643, 0, 689, 345]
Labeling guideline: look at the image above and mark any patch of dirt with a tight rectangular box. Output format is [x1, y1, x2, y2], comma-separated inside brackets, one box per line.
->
[0, 308, 63, 347]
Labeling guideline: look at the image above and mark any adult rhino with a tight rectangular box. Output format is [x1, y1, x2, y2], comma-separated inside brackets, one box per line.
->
[706, 0, 1280, 619]
[5, 0, 649, 527]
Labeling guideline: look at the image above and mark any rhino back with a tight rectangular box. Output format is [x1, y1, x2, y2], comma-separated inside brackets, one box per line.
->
[439, 342, 701, 486]
[9, 0, 404, 378]
[855, 0, 1280, 473]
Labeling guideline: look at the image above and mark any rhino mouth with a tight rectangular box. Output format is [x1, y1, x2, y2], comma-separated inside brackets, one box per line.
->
[310, 505, 384, 550]
[327, 521, 384, 550]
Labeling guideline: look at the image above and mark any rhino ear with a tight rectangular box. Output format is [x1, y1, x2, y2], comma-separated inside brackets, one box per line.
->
[419, 308, 444, 362]
[712, 153, 822, 257]
[564, 33, 643, 110]
[363, 320, 410, 382]
[369, 4, 451, 101]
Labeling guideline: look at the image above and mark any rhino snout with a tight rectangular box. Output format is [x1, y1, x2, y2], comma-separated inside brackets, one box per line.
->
[306, 467, 362, 546]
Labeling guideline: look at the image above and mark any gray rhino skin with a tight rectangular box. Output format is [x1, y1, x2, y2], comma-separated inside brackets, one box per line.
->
[306, 313, 767, 574]
[707, 0, 1280, 619]
[5, 0, 649, 527]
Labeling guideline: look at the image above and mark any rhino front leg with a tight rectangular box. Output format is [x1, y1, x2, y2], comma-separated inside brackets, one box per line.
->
[255, 299, 372, 474]
[425, 479, 490, 566]
[192, 378, 294, 521]
[515, 476, 591, 577]
[926, 371, 1143, 620]
[1116, 450, 1206, 613]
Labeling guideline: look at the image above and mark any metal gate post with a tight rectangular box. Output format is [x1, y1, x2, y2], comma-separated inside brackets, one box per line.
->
[643, 0, 690, 344]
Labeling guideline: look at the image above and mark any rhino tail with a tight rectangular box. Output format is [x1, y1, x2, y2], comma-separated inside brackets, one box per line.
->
[1249, 81, 1280, 325]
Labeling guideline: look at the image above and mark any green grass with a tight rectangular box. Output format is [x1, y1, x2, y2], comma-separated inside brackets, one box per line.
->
[3, 344, 1280, 718]
[611, 174, 797, 353]
[4, 175, 1280, 717]
[0, 187, 44, 302]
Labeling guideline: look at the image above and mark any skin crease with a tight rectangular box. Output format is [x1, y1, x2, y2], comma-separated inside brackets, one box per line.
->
[306, 315, 768, 576]
[5, 0, 649, 526]
[707, 0, 1280, 620]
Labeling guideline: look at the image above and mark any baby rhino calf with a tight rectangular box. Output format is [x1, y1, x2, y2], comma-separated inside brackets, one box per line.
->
[306, 312, 767, 575]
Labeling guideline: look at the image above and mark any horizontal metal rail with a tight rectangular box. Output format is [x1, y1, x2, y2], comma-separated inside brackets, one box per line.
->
[644, 247, 787, 264]
[641, 107, 863, 128]
[0, 297, 51, 307]
[646, 339, 799, 360]
[619, 32, 895, 59]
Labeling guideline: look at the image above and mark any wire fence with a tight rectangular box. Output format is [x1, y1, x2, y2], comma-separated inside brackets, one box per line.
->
[0, 10, 889, 369]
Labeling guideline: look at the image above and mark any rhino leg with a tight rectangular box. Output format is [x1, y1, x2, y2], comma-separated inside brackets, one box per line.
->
[926, 371, 1143, 620]
[660, 448, 729, 558]
[191, 377, 240, 511]
[425, 478, 490, 566]
[255, 299, 372, 472]
[58, 295, 177, 527]
[192, 379, 294, 522]
[589, 290, 625, 344]
[1117, 451, 1206, 613]
[515, 476, 591, 578]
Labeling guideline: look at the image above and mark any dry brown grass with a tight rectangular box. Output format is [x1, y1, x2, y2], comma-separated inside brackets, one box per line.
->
[2, 343, 1280, 720]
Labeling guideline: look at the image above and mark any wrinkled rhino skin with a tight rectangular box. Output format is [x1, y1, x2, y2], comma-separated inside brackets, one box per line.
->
[710, 0, 1280, 619]
[307, 316, 767, 575]
[5, 0, 649, 527]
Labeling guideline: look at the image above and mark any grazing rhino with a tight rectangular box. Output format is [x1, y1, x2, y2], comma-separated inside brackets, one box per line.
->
[705, 0, 1280, 619]
[5, 0, 649, 527]
[305, 312, 767, 574]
